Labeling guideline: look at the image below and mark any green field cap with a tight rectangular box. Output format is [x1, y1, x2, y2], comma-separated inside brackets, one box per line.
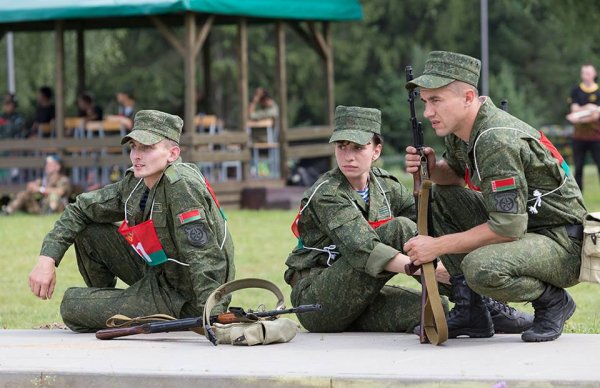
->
[121, 110, 183, 145]
[329, 105, 381, 145]
[406, 51, 481, 90]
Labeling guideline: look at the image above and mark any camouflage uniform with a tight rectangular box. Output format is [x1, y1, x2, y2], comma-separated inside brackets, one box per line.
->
[406, 51, 587, 304]
[8, 173, 71, 214]
[40, 110, 234, 332]
[434, 98, 586, 301]
[284, 106, 424, 333]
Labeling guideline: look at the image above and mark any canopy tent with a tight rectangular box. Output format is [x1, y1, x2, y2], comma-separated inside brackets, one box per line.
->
[0, 0, 362, 185]
[0, 0, 362, 26]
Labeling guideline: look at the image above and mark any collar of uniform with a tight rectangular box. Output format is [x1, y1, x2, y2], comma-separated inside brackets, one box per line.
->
[579, 82, 599, 94]
[467, 96, 496, 153]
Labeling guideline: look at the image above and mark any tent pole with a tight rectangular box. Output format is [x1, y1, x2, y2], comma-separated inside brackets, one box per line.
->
[276, 21, 289, 180]
[55, 20, 65, 139]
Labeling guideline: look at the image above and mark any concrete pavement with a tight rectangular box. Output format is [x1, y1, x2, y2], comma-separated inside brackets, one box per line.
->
[1, 329, 599, 387]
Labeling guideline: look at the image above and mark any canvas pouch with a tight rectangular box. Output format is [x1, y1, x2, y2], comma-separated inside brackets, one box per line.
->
[579, 212, 600, 283]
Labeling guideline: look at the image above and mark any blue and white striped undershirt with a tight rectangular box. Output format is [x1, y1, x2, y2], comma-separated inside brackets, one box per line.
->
[356, 186, 369, 204]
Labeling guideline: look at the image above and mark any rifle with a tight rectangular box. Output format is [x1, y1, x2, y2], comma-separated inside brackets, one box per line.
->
[95, 304, 321, 341]
[404, 66, 448, 345]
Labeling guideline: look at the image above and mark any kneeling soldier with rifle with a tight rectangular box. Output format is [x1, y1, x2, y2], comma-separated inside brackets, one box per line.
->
[404, 51, 585, 342]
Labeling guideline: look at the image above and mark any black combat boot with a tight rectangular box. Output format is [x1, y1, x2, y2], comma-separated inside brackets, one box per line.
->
[521, 285, 576, 342]
[446, 275, 494, 338]
[482, 297, 534, 334]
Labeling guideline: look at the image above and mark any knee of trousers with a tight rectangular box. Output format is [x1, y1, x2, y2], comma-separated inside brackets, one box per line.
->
[60, 287, 105, 333]
[461, 253, 507, 296]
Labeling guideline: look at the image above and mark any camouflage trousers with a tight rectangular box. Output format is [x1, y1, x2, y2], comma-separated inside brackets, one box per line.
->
[8, 190, 65, 214]
[431, 185, 582, 302]
[60, 223, 190, 333]
[291, 217, 434, 333]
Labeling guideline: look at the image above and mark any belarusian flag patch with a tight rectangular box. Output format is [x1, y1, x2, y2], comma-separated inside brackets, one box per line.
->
[491, 177, 516, 192]
[178, 209, 202, 224]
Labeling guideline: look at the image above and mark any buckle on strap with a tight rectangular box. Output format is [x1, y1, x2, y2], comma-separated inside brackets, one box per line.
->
[565, 224, 583, 240]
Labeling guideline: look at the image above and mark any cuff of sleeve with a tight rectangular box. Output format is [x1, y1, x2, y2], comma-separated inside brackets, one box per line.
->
[365, 242, 400, 277]
[488, 212, 528, 238]
[40, 245, 64, 267]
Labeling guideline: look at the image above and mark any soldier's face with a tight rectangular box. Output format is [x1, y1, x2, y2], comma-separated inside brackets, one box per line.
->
[335, 140, 381, 187]
[420, 85, 470, 138]
[129, 139, 179, 188]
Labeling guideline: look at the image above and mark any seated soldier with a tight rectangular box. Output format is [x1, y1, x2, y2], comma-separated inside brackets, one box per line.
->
[27, 110, 235, 332]
[284, 105, 532, 334]
[3, 155, 71, 215]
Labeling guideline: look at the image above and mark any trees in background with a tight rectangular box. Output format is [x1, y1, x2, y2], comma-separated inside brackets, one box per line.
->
[1, 0, 600, 154]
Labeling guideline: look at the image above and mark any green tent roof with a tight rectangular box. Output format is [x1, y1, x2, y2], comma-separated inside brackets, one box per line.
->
[1, 0, 363, 24]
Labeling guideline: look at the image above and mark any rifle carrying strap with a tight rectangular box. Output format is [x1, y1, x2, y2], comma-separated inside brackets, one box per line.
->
[419, 180, 448, 345]
[203, 278, 287, 344]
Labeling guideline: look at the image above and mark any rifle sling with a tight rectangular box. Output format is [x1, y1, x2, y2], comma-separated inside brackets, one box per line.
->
[418, 180, 448, 345]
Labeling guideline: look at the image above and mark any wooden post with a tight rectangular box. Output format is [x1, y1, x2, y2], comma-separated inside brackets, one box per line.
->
[276, 21, 289, 179]
[324, 22, 334, 126]
[202, 32, 212, 114]
[76, 28, 86, 95]
[237, 18, 249, 179]
[183, 12, 197, 135]
[55, 21, 65, 139]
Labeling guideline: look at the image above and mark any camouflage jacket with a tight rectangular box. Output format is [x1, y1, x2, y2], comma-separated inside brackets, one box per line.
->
[40, 161, 235, 312]
[444, 97, 587, 239]
[284, 167, 415, 281]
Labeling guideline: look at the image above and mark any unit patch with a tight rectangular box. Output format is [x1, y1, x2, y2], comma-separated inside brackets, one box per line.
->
[184, 224, 209, 247]
[494, 191, 518, 213]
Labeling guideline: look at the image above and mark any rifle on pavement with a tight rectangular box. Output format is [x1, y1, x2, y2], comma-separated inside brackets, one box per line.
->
[404, 66, 448, 345]
[95, 304, 321, 341]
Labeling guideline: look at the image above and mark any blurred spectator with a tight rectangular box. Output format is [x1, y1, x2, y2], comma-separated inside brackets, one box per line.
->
[107, 89, 136, 130]
[2, 155, 72, 215]
[566, 63, 600, 191]
[30, 86, 56, 138]
[77, 91, 103, 122]
[248, 87, 279, 121]
[0, 94, 26, 139]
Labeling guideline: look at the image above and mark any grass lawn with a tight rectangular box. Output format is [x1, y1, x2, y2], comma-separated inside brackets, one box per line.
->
[1, 167, 599, 333]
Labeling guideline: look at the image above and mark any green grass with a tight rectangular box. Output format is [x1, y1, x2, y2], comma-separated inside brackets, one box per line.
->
[1, 167, 599, 332]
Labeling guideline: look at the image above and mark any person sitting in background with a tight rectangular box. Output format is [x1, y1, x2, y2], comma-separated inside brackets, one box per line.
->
[30, 86, 55, 138]
[248, 87, 279, 122]
[0, 94, 26, 139]
[2, 155, 71, 215]
[77, 91, 103, 122]
[106, 89, 136, 130]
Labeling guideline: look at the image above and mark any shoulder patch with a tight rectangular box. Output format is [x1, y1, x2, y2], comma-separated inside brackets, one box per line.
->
[178, 209, 203, 225]
[164, 164, 182, 183]
[371, 167, 400, 183]
[494, 191, 518, 213]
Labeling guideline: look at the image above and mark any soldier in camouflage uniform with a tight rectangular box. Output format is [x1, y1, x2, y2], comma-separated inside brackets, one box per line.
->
[3, 155, 71, 215]
[404, 51, 586, 342]
[284, 105, 445, 333]
[28, 110, 234, 332]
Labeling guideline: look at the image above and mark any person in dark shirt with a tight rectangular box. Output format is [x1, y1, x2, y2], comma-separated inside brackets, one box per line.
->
[77, 91, 103, 122]
[30, 86, 55, 138]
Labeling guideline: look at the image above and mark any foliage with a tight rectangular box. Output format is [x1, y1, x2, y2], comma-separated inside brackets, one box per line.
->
[2, 0, 600, 150]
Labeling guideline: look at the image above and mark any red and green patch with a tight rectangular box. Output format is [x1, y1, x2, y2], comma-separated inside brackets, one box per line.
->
[178, 209, 202, 225]
[491, 177, 516, 192]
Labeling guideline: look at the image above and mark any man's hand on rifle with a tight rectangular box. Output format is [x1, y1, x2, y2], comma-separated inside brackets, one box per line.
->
[404, 235, 440, 266]
[404, 146, 437, 175]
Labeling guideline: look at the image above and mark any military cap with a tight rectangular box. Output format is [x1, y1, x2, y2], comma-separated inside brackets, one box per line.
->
[329, 105, 381, 145]
[121, 110, 183, 145]
[406, 51, 481, 90]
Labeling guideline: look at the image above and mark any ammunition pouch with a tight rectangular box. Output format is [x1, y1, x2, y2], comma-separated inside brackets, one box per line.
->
[579, 212, 600, 283]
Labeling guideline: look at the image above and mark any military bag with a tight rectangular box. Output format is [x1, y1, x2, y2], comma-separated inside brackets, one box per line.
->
[579, 212, 600, 284]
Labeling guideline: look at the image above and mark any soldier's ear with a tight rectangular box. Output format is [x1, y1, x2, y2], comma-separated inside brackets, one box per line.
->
[464, 88, 476, 106]
[167, 145, 181, 163]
